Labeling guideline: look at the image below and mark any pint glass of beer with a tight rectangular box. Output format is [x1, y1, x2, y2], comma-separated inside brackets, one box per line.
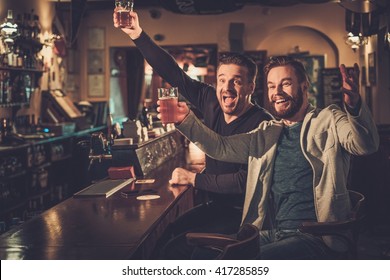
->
[158, 87, 178, 124]
[115, 0, 134, 28]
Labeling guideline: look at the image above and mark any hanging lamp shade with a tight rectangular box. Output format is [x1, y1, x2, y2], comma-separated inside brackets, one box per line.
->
[0, 10, 19, 44]
[339, 0, 386, 13]
[159, 0, 245, 15]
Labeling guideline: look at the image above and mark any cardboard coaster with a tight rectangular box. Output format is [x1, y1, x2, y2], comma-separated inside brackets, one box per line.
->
[136, 194, 160, 201]
[136, 179, 155, 184]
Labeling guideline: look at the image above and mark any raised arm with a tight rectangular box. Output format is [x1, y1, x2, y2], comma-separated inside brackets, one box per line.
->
[340, 63, 361, 109]
[194, 169, 248, 194]
[335, 63, 379, 155]
[113, 9, 209, 108]
[159, 101, 252, 164]
[169, 167, 247, 194]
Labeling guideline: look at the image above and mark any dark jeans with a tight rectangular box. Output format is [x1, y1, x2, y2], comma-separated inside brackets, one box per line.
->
[163, 228, 339, 260]
[158, 202, 242, 259]
[258, 229, 339, 260]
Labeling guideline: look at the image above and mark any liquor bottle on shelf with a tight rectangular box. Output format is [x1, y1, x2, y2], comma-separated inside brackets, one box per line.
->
[0, 118, 10, 144]
[16, 46, 24, 68]
[0, 70, 5, 104]
[30, 114, 36, 133]
[10, 75, 25, 104]
[22, 13, 32, 39]
[0, 71, 10, 105]
[14, 14, 23, 36]
[1, 52, 8, 67]
[23, 73, 32, 101]
[31, 14, 41, 41]
[7, 47, 15, 67]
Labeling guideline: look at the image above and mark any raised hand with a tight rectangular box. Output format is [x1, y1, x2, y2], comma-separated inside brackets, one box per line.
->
[339, 63, 361, 108]
[113, 9, 142, 40]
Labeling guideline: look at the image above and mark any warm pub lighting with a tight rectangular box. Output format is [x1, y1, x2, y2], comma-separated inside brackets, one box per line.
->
[345, 32, 368, 52]
[0, 10, 18, 45]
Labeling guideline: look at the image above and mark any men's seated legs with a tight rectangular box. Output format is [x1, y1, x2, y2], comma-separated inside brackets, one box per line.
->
[258, 229, 338, 260]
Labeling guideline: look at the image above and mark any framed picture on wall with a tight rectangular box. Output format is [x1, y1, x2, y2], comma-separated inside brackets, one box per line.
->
[87, 50, 105, 74]
[360, 54, 367, 86]
[368, 52, 376, 86]
[88, 27, 105, 50]
[291, 55, 325, 108]
[87, 27, 105, 97]
[88, 74, 105, 97]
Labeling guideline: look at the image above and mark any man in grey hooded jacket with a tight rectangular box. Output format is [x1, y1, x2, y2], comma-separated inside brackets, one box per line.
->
[159, 56, 379, 259]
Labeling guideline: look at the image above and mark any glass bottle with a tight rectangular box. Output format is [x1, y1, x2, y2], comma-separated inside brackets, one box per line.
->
[16, 46, 24, 68]
[32, 15, 41, 41]
[0, 70, 4, 104]
[1, 71, 10, 104]
[23, 13, 32, 39]
[23, 73, 32, 102]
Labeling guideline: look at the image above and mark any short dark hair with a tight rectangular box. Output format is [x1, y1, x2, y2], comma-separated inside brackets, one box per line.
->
[217, 53, 258, 84]
[263, 56, 310, 84]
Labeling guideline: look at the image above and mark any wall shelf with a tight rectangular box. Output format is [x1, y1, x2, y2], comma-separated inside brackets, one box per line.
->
[0, 66, 43, 73]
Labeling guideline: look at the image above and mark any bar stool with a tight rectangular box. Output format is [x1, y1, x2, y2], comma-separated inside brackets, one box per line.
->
[299, 190, 366, 259]
[186, 223, 260, 260]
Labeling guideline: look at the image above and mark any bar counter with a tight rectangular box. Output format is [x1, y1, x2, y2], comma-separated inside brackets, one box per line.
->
[0, 132, 205, 260]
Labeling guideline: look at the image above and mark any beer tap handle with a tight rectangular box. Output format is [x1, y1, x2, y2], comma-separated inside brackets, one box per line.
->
[107, 113, 114, 151]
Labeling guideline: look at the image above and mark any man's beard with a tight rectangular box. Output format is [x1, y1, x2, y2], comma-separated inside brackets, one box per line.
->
[269, 88, 304, 119]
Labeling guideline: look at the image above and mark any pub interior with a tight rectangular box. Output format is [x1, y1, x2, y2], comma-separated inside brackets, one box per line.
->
[0, 0, 390, 260]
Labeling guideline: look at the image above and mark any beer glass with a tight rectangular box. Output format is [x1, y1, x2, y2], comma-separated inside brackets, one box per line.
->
[158, 87, 179, 124]
[115, 0, 134, 28]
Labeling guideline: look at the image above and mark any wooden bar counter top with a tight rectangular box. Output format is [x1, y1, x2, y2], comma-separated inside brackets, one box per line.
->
[0, 135, 205, 260]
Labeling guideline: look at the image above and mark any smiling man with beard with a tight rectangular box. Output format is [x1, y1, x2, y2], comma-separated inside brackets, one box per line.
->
[266, 57, 307, 122]
[165, 56, 379, 259]
[114, 9, 273, 259]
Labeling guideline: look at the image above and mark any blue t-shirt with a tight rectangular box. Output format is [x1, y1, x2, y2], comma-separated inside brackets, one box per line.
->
[271, 122, 317, 229]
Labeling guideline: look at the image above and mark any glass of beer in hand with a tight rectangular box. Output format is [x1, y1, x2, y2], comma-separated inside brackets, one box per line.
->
[115, 0, 134, 28]
[158, 87, 179, 124]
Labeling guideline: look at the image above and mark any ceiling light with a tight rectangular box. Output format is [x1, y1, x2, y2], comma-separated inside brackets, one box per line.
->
[345, 32, 368, 52]
[0, 10, 18, 45]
